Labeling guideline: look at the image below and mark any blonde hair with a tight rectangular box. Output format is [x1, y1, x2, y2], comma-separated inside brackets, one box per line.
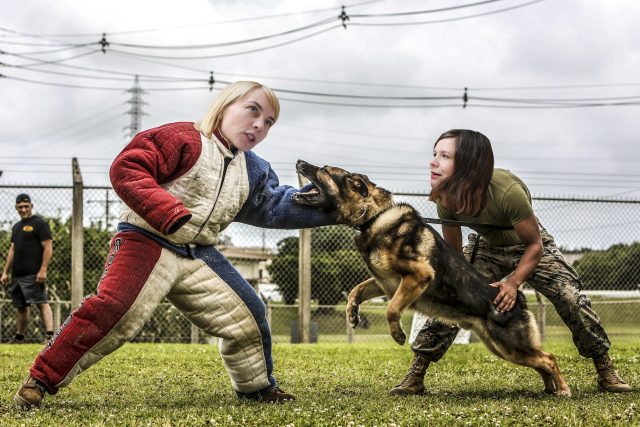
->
[194, 81, 280, 138]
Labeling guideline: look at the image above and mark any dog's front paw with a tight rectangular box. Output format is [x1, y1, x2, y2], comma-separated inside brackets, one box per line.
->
[390, 326, 406, 346]
[346, 302, 360, 328]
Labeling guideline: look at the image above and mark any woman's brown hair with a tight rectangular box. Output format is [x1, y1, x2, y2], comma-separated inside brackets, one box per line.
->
[429, 129, 494, 217]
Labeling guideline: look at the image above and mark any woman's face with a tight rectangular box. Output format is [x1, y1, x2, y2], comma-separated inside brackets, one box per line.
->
[219, 88, 276, 152]
[430, 137, 457, 189]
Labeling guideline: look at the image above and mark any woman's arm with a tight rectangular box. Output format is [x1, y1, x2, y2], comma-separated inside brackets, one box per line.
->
[491, 214, 543, 312]
[235, 153, 335, 229]
[442, 225, 463, 256]
[110, 124, 200, 234]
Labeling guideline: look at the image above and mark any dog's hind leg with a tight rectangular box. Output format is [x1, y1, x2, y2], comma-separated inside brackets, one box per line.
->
[534, 367, 556, 394]
[346, 277, 385, 328]
[484, 316, 569, 397]
[515, 351, 571, 397]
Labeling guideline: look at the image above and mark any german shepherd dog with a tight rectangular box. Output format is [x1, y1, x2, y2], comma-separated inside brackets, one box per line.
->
[293, 160, 570, 397]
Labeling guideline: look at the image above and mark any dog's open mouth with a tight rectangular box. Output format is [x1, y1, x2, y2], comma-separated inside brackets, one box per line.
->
[293, 160, 327, 206]
[293, 184, 324, 205]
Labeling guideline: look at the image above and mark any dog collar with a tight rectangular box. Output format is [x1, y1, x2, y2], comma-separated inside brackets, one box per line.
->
[356, 211, 382, 233]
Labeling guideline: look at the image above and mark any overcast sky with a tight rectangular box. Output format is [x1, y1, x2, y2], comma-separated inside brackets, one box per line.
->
[1, 0, 639, 201]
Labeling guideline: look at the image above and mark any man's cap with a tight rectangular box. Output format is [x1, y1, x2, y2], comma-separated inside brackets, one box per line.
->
[16, 193, 31, 204]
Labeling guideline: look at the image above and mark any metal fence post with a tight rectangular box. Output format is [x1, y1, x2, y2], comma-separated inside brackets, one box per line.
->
[347, 324, 355, 343]
[49, 288, 62, 331]
[298, 174, 312, 343]
[71, 158, 84, 309]
[190, 324, 199, 344]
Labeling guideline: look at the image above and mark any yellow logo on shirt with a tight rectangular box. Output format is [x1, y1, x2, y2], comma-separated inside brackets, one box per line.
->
[23, 225, 34, 232]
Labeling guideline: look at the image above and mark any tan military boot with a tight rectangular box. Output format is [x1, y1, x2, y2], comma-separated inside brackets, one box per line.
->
[594, 353, 632, 393]
[389, 353, 429, 396]
[14, 375, 47, 408]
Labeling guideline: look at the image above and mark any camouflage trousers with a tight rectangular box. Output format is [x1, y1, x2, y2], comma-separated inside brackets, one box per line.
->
[412, 227, 611, 361]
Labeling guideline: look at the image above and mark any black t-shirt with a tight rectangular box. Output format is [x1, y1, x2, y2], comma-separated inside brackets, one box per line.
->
[11, 215, 52, 277]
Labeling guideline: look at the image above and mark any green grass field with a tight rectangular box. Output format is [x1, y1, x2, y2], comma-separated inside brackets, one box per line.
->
[1, 338, 638, 426]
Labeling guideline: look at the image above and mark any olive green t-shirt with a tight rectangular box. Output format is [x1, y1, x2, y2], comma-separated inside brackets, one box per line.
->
[436, 168, 533, 246]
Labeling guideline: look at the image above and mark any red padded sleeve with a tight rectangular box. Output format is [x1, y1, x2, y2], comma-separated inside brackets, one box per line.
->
[109, 122, 202, 235]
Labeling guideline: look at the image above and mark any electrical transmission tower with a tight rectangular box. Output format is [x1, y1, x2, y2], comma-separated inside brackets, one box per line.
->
[123, 75, 147, 139]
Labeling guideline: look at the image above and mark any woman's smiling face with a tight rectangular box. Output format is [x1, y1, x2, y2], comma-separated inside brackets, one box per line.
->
[429, 137, 457, 189]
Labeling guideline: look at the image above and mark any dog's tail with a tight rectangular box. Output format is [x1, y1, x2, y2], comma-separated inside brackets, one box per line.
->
[488, 291, 528, 325]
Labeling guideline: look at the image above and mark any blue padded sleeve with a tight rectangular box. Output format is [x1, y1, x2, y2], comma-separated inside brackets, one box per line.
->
[234, 152, 335, 229]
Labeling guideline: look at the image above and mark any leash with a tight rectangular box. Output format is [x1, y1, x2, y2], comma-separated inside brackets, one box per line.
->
[422, 217, 513, 265]
[422, 217, 513, 230]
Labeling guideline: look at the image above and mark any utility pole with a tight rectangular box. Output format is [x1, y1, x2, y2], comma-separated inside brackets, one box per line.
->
[123, 75, 147, 139]
[71, 158, 84, 309]
[297, 174, 312, 343]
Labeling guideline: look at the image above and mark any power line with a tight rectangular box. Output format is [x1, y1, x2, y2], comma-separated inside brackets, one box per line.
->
[350, 0, 546, 26]
[3, 42, 98, 55]
[472, 94, 640, 104]
[6, 45, 639, 93]
[3, 72, 640, 110]
[0, 1, 384, 38]
[351, 0, 510, 17]
[0, 65, 200, 82]
[107, 23, 341, 60]
[1, 74, 133, 91]
[277, 124, 640, 147]
[5, 49, 100, 67]
[0, 0, 545, 61]
[0, 39, 73, 46]
[471, 82, 640, 91]
[108, 16, 336, 50]
[3, 53, 205, 80]
[8, 55, 640, 92]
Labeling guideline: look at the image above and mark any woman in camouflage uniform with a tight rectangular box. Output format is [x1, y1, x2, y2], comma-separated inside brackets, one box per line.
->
[390, 129, 631, 396]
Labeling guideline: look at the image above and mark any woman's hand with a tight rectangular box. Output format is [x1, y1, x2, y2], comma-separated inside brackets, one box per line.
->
[490, 214, 543, 313]
[490, 279, 520, 313]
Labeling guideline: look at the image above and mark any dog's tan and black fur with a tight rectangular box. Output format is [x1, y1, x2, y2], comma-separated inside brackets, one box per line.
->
[293, 160, 570, 396]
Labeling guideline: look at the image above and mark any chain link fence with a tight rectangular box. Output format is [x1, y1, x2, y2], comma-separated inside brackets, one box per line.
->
[1, 185, 638, 344]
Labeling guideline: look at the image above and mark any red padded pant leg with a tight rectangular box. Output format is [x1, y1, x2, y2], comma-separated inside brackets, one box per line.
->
[30, 231, 162, 394]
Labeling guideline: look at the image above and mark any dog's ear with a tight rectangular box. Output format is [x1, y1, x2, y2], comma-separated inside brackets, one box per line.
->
[352, 176, 369, 198]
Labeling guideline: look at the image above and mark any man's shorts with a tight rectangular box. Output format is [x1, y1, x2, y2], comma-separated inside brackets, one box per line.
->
[9, 275, 49, 308]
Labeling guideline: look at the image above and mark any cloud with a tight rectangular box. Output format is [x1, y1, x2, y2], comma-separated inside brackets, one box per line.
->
[0, 0, 638, 199]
